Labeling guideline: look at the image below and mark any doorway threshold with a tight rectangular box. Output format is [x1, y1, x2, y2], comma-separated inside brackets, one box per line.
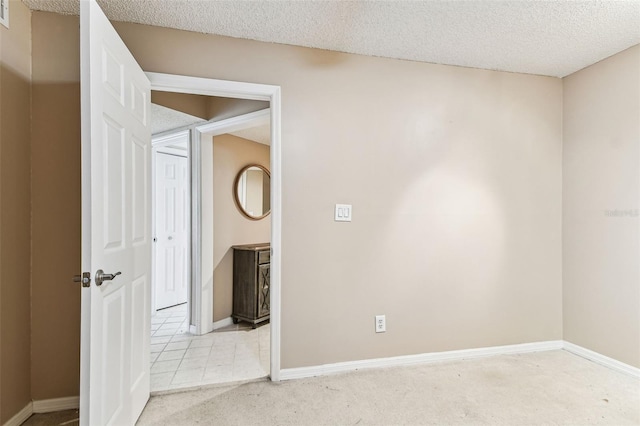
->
[150, 305, 270, 392]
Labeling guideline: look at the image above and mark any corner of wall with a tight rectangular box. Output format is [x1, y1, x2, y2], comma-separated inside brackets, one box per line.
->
[29, 10, 82, 402]
[560, 44, 640, 368]
[0, 0, 33, 423]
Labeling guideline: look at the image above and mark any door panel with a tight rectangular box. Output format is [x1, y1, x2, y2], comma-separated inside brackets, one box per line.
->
[130, 276, 147, 387]
[103, 118, 125, 250]
[101, 291, 125, 423]
[132, 137, 147, 243]
[80, 0, 151, 424]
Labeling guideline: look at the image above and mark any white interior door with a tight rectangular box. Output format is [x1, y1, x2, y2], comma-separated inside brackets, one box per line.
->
[80, 0, 151, 424]
[154, 152, 189, 310]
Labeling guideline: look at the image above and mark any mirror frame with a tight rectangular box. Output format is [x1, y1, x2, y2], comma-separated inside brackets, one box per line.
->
[233, 163, 271, 221]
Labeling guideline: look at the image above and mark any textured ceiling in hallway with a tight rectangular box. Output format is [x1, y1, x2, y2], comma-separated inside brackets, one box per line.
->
[22, 0, 640, 77]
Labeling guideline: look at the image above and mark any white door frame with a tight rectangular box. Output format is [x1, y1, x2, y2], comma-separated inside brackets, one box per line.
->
[193, 107, 270, 334]
[147, 72, 282, 381]
[151, 129, 190, 315]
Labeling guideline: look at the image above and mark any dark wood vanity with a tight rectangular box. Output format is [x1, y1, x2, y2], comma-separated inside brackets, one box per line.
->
[232, 243, 270, 328]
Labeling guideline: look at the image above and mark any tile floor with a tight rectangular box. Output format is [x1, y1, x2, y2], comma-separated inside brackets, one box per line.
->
[150, 303, 270, 392]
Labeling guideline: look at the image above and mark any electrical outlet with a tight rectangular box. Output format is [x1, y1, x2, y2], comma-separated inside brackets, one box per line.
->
[375, 315, 386, 333]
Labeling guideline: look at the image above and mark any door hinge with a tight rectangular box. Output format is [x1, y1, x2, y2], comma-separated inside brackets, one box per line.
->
[73, 272, 92, 287]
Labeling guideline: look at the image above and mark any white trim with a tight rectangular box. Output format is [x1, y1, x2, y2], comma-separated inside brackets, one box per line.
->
[189, 129, 204, 334]
[146, 72, 273, 101]
[268, 88, 282, 382]
[3, 402, 32, 426]
[152, 129, 191, 147]
[212, 316, 234, 330]
[195, 131, 215, 336]
[2, 397, 80, 426]
[32, 396, 80, 413]
[280, 341, 564, 381]
[563, 341, 640, 378]
[196, 108, 270, 136]
[147, 72, 282, 382]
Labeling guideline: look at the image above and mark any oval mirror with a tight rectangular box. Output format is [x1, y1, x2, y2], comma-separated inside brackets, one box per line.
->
[234, 164, 271, 220]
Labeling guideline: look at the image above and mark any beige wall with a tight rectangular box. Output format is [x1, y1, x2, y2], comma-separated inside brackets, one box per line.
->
[30, 12, 81, 401]
[115, 20, 564, 368]
[0, 1, 32, 422]
[563, 45, 640, 368]
[28, 10, 564, 400]
[213, 135, 270, 321]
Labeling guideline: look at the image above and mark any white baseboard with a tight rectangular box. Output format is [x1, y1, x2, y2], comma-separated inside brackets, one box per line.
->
[280, 340, 564, 381]
[32, 396, 79, 413]
[563, 341, 640, 378]
[212, 316, 233, 331]
[3, 402, 32, 426]
[1, 397, 79, 426]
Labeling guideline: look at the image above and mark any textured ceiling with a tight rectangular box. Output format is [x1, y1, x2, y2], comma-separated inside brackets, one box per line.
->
[151, 103, 204, 135]
[22, 0, 640, 77]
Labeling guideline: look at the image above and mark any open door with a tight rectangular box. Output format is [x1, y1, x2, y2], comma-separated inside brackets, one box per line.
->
[79, 0, 151, 424]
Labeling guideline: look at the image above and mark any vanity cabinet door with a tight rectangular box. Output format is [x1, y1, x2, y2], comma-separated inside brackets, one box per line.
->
[257, 263, 270, 318]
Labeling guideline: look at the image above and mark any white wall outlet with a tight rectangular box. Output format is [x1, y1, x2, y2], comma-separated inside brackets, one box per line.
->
[334, 204, 352, 222]
[375, 315, 386, 333]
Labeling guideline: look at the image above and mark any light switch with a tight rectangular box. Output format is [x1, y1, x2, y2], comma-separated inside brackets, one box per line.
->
[335, 204, 352, 222]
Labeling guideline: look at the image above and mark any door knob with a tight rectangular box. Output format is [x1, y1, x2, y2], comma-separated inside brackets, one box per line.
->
[95, 269, 122, 286]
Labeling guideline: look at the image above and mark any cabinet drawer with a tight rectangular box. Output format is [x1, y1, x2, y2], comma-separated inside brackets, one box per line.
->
[258, 250, 270, 265]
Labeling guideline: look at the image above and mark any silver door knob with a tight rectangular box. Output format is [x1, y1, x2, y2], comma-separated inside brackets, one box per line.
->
[168, 236, 173, 240]
[95, 269, 122, 286]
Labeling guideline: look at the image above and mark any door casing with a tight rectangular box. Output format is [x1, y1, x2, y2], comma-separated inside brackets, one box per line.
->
[147, 72, 282, 381]
[192, 108, 271, 333]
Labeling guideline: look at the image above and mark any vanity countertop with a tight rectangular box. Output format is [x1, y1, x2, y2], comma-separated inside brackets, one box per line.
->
[232, 243, 270, 251]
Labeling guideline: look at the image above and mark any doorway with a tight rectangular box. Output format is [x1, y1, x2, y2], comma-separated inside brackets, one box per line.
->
[80, 3, 281, 422]
[149, 95, 277, 391]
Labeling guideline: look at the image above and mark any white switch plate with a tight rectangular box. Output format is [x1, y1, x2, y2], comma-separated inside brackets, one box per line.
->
[334, 204, 352, 222]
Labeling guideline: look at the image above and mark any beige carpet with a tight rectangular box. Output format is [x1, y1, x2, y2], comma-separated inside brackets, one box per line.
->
[136, 350, 640, 425]
[21, 350, 640, 425]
